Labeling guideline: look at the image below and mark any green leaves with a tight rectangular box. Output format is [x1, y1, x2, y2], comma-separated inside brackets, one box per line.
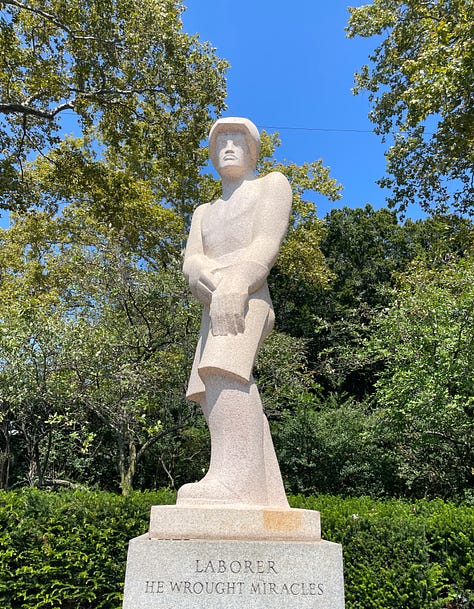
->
[347, 0, 474, 215]
[0, 207, 201, 493]
[369, 254, 474, 496]
[258, 131, 342, 289]
[2, 489, 473, 608]
[0, 0, 228, 212]
[0, 488, 174, 608]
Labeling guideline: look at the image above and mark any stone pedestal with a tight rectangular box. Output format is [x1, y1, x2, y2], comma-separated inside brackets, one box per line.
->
[122, 506, 345, 608]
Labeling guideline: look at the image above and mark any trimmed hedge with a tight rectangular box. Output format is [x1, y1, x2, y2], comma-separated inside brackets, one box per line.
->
[292, 495, 474, 609]
[0, 489, 473, 608]
[0, 489, 174, 609]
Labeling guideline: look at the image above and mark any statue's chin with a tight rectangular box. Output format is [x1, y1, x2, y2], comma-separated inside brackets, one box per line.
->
[217, 164, 254, 181]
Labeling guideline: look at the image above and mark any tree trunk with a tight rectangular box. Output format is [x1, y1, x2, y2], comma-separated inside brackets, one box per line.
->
[0, 420, 11, 490]
[119, 437, 137, 497]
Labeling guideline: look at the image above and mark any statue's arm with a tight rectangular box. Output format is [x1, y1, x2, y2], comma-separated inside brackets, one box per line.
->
[217, 172, 292, 295]
[183, 204, 217, 305]
[210, 172, 292, 336]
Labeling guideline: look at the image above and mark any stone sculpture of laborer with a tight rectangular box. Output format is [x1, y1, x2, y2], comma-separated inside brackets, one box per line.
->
[177, 117, 292, 507]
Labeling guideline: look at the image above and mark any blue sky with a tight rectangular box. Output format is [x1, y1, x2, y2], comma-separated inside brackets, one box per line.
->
[182, 0, 406, 219]
[1, 1, 418, 227]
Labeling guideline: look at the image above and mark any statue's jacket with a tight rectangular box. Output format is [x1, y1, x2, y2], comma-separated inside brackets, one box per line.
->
[183, 172, 292, 403]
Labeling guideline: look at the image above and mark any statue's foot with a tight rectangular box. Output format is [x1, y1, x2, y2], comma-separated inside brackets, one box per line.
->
[176, 478, 255, 506]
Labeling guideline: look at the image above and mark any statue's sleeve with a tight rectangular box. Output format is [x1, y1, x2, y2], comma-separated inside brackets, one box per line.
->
[183, 204, 216, 304]
[218, 172, 292, 295]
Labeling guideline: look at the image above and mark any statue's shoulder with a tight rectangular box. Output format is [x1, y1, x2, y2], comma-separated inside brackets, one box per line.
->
[257, 171, 292, 200]
[192, 202, 210, 218]
[258, 170, 291, 191]
[259, 170, 289, 183]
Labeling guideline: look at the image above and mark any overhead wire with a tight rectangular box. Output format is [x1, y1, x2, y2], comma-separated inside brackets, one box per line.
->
[257, 125, 375, 134]
[257, 124, 435, 136]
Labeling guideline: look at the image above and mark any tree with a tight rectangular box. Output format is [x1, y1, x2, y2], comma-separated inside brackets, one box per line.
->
[303, 206, 473, 397]
[0, 0, 227, 212]
[0, 209, 201, 493]
[274, 394, 397, 497]
[258, 132, 342, 291]
[347, 0, 474, 216]
[368, 255, 474, 498]
[64, 251, 199, 496]
[269, 207, 474, 499]
[0, 211, 86, 489]
[0, 118, 344, 493]
[311, 205, 412, 397]
[0, 301, 76, 489]
[0, 0, 347, 493]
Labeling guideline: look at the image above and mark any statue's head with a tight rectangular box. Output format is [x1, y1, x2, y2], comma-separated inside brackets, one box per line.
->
[209, 117, 260, 176]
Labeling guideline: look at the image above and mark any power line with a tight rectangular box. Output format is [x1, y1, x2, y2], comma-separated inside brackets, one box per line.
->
[257, 124, 375, 134]
[258, 124, 435, 136]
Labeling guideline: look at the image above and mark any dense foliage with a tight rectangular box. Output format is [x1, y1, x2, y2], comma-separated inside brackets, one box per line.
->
[1, 203, 473, 499]
[369, 255, 474, 497]
[0, 213, 201, 494]
[347, 0, 474, 216]
[294, 493, 474, 609]
[273, 207, 474, 500]
[0, 4, 344, 496]
[0, 0, 228, 214]
[0, 0, 473, 504]
[1, 489, 473, 609]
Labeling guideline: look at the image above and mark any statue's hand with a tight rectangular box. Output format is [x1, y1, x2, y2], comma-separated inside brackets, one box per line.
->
[188, 268, 219, 305]
[210, 289, 248, 336]
[193, 270, 216, 305]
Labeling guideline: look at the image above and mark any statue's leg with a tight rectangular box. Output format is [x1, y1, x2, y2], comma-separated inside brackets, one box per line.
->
[262, 414, 289, 507]
[177, 371, 287, 507]
[199, 383, 288, 507]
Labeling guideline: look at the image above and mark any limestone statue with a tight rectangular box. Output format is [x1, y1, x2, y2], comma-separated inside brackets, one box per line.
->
[177, 117, 292, 508]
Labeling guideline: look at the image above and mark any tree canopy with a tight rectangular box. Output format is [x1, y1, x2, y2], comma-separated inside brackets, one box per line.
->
[347, 0, 474, 216]
[368, 255, 474, 497]
[1, 0, 473, 503]
[0, 7, 343, 492]
[0, 0, 228, 212]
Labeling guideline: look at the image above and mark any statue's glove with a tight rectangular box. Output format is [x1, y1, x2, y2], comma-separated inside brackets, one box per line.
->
[210, 279, 249, 336]
[184, 256, 218, 306]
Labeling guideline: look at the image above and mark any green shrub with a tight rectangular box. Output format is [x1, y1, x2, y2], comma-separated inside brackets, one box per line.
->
[291, 495, 474, 608]
[0, 488, 175, 609]
[0, 490, 472, 608]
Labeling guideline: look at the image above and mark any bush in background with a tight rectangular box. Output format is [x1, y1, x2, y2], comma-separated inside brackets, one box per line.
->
[294, 495, 474, 609]
[0, 489, 472, 608]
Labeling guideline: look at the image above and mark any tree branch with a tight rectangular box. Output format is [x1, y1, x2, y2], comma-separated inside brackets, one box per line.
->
[5, 0, 73, 34]
[136, 418, 191, 464]
[69, 86, 165, 97]
[0, 85, 166, 120]
[0, 101, 75, 120]
[4, 0, 116, 43]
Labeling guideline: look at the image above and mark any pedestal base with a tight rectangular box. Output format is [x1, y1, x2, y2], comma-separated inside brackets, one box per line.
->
[122, 506, 345, 608]
[149, 504, 321, 541]
[123, 536, 344, 609]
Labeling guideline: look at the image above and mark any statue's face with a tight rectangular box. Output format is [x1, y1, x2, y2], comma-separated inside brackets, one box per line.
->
[214, 130, 252, 177]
